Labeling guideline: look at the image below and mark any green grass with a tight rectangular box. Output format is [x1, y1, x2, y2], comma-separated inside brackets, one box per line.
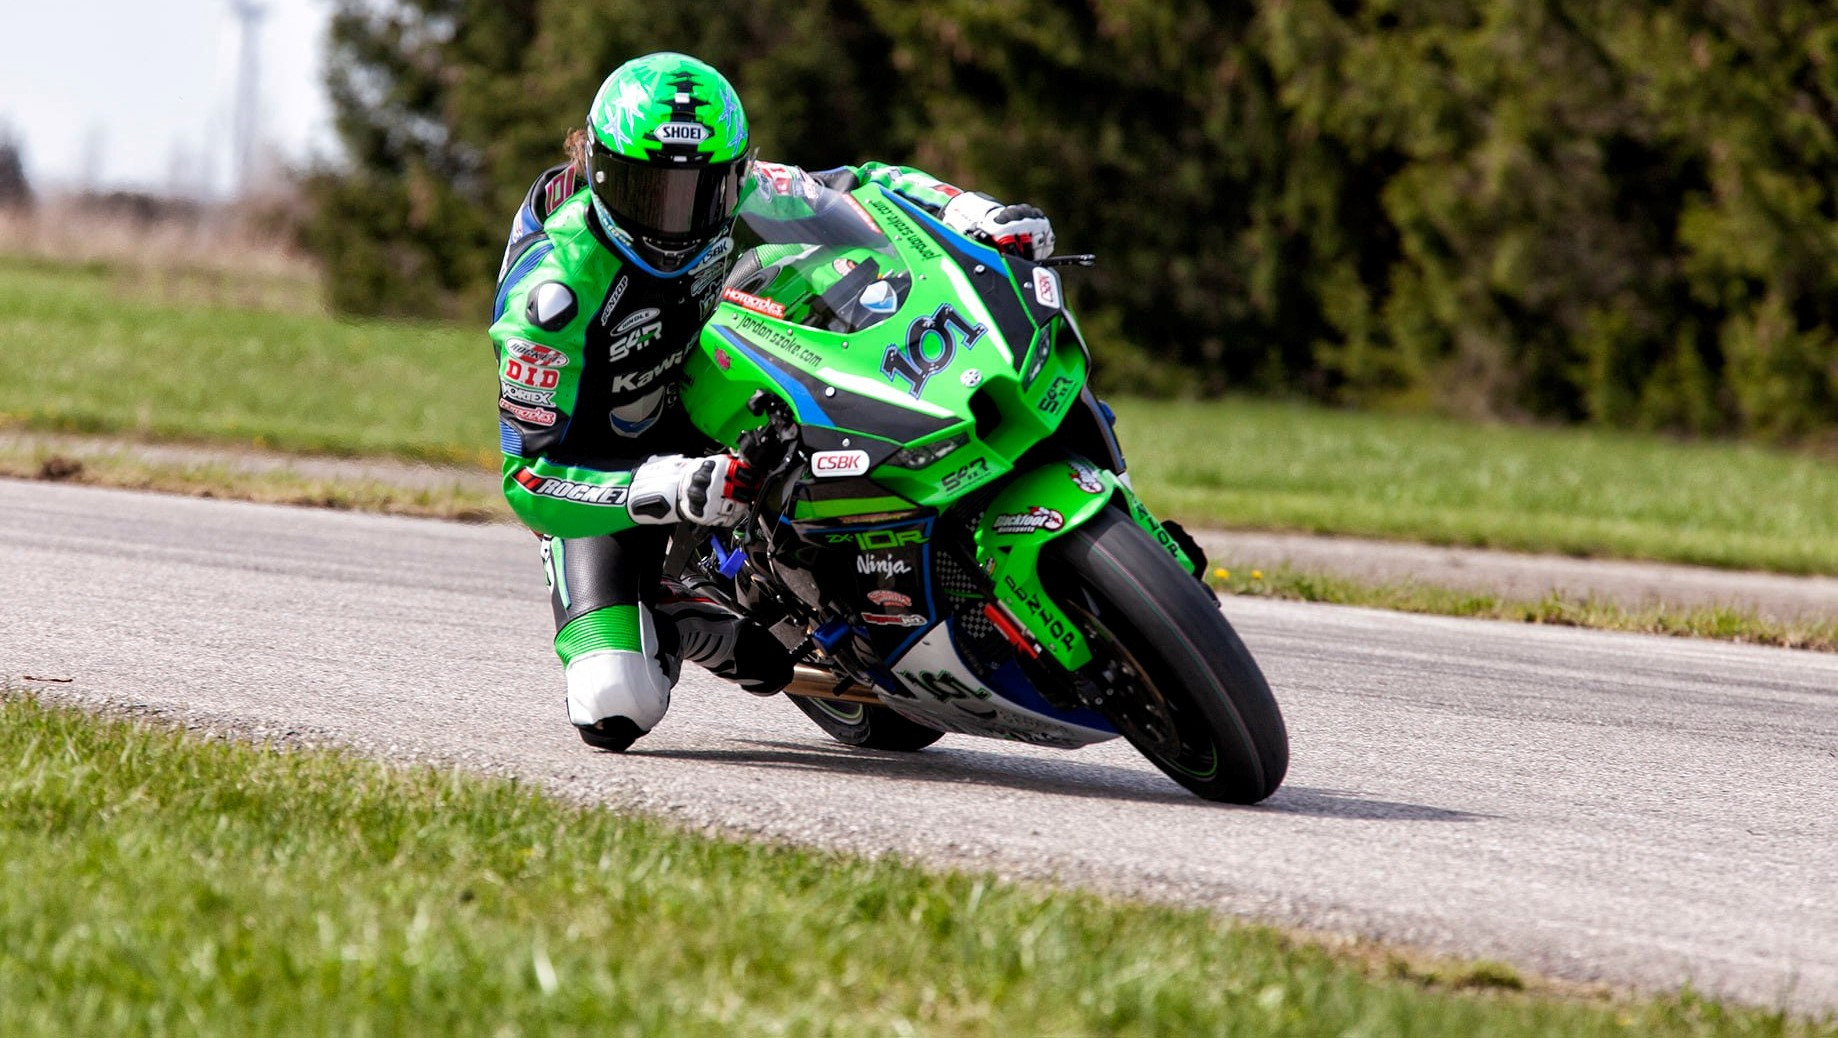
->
[0, 258, 491, 465]
[1205, 566, 1838, 651]
[3, 692, 1831, 1036]
[1119, 399, 1838, 574]
[5, 256, 1834, 574]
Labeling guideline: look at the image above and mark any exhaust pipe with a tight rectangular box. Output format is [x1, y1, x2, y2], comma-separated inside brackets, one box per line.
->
[780, 663, 882, 704]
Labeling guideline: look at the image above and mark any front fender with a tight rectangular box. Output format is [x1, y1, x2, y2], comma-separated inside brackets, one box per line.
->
[970, 458, 1114, 670]
[974, 458, 1199, 672]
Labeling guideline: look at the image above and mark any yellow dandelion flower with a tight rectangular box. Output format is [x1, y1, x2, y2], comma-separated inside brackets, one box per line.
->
[1251, 569, 1263, 580]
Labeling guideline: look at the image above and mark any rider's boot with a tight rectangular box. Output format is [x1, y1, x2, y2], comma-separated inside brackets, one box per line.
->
[655, 584, 794, 696]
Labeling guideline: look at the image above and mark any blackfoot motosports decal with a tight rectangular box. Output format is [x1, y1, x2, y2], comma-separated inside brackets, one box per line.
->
[992, 507, 1065, 534]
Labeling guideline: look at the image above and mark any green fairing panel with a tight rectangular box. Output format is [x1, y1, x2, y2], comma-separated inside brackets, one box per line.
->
[685, 180, 1089, 514]
[1120, 485, 1197, 574]
[490, 194, 645, 539]
[971, 460, 1121, 670]
[971, 463, 1195, 671]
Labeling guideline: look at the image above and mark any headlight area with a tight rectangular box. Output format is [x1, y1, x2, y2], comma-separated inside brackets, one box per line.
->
[882, 432, 970, 470]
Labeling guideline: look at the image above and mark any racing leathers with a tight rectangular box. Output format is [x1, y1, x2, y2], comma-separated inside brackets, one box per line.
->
[490, 159, 1044, 750]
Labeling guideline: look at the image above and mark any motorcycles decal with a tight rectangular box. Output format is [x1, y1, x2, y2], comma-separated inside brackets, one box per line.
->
[504, 358, 561, 390]
[1031, 266, 1061, 309]
[504, 338, 570, 367]
[882, 190, 1041, 373]
[810, 450, 871, 477]
[596, 274, 630, 327]
[992, 507, 1066, 534]
[511, 467, 627, 506]
[939, 455, 991, 494]
[863, 194, 944, 262]
[813, 515, 939, 661]
[863, 612, 927, 627]
[1037, 375, 1076, 414]
[824, 527, 926, 549]
[880, 303, 986, 398]
[1069, 460, 1106, 494]
[882, 624, 1113, 747]
[856, 555, 912, 577]
[721, 286, 786, 319]
[500, 401, 557, 426]
[499, 382, 556, 407]
[713, 327, 956, 443]
[733, 312, 822, 366]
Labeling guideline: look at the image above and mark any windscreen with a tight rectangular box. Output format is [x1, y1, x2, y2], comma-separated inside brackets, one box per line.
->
[727, 174, 912, 334]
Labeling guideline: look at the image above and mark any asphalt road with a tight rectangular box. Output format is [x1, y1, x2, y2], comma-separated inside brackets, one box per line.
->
[4, 478, 1835, 1012]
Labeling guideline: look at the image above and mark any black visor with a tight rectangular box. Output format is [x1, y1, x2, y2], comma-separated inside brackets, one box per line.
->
[588, 142, 748, 243]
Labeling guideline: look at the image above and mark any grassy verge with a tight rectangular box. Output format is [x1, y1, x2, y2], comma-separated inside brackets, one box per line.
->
[1118, 399, 1838, 575]
[1205, 566, 1837, 652]
[3, 692, 1830, 1036]
[4, 256, 1834, 573]
[0, 443, 507, 524]
[0, 257, 489, 465]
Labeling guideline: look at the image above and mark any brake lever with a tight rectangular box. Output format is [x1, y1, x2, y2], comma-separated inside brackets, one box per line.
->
[1038, 254, 1096, 268]
[730, 391, 804, 546]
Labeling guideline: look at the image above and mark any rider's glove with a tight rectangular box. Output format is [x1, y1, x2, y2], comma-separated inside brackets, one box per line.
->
[627, 453, 758, 526]
[941, 192, 1056, 261]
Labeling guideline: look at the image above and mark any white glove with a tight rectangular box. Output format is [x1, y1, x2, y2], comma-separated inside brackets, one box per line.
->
[941, 192, 1056, 260]
[626, 453, 757, 526]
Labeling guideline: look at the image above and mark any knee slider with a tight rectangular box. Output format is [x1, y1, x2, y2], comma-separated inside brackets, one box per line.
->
[557, 605, 676, 734]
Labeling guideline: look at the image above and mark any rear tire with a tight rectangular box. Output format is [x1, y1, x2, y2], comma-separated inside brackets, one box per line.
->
[787, 694, 946, 751]
[1046, 507, 1288, 803]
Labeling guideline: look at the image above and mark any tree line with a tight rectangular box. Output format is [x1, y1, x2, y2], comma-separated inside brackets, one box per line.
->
[306, 0, 1838, 439]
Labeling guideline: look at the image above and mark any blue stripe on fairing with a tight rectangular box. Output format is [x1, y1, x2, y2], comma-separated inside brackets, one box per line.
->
[713, 326, 836, 426]
[883, 188, 1008, 273]
[980, 655, 1116, 733]
[493, 241, 554, 321]
[498, 419, 524, 456]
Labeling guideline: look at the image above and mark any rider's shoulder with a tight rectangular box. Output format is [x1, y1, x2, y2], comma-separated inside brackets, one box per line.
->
[520, 162, 586, 226]
[532, 191, 602, 266]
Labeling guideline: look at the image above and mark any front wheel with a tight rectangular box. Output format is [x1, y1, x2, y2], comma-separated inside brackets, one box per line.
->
[1045, 508, 1288, 803]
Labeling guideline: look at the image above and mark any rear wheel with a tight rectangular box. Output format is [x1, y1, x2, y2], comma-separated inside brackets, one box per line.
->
[787, 694, 946, 751]
[1045, 507, 1288, 803]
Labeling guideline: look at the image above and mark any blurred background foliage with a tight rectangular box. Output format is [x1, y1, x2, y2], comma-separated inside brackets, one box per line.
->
[305, 0, 1838, 441]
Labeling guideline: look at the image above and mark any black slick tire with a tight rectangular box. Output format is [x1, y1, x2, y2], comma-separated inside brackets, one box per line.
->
[1046, 507, 1288, 803]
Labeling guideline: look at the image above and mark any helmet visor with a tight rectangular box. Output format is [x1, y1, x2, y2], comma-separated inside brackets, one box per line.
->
[589, 142, 748, 242]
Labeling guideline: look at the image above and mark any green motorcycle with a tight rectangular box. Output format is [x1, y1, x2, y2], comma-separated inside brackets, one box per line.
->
[675, 176, 1288, 803]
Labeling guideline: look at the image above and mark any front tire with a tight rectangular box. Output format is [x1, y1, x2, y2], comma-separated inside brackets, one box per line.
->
[787, 694, 946, 751]
[1046, 507, 1288, 803]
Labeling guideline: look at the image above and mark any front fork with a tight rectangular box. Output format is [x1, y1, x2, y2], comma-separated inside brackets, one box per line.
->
[971, 456, 1196, 673]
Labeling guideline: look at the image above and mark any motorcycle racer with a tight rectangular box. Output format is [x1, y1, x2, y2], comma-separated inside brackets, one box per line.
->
[489, 51, 1057, 752]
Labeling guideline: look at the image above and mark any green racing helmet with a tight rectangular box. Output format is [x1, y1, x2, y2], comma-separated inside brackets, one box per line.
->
[585, 52, 750, 271]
